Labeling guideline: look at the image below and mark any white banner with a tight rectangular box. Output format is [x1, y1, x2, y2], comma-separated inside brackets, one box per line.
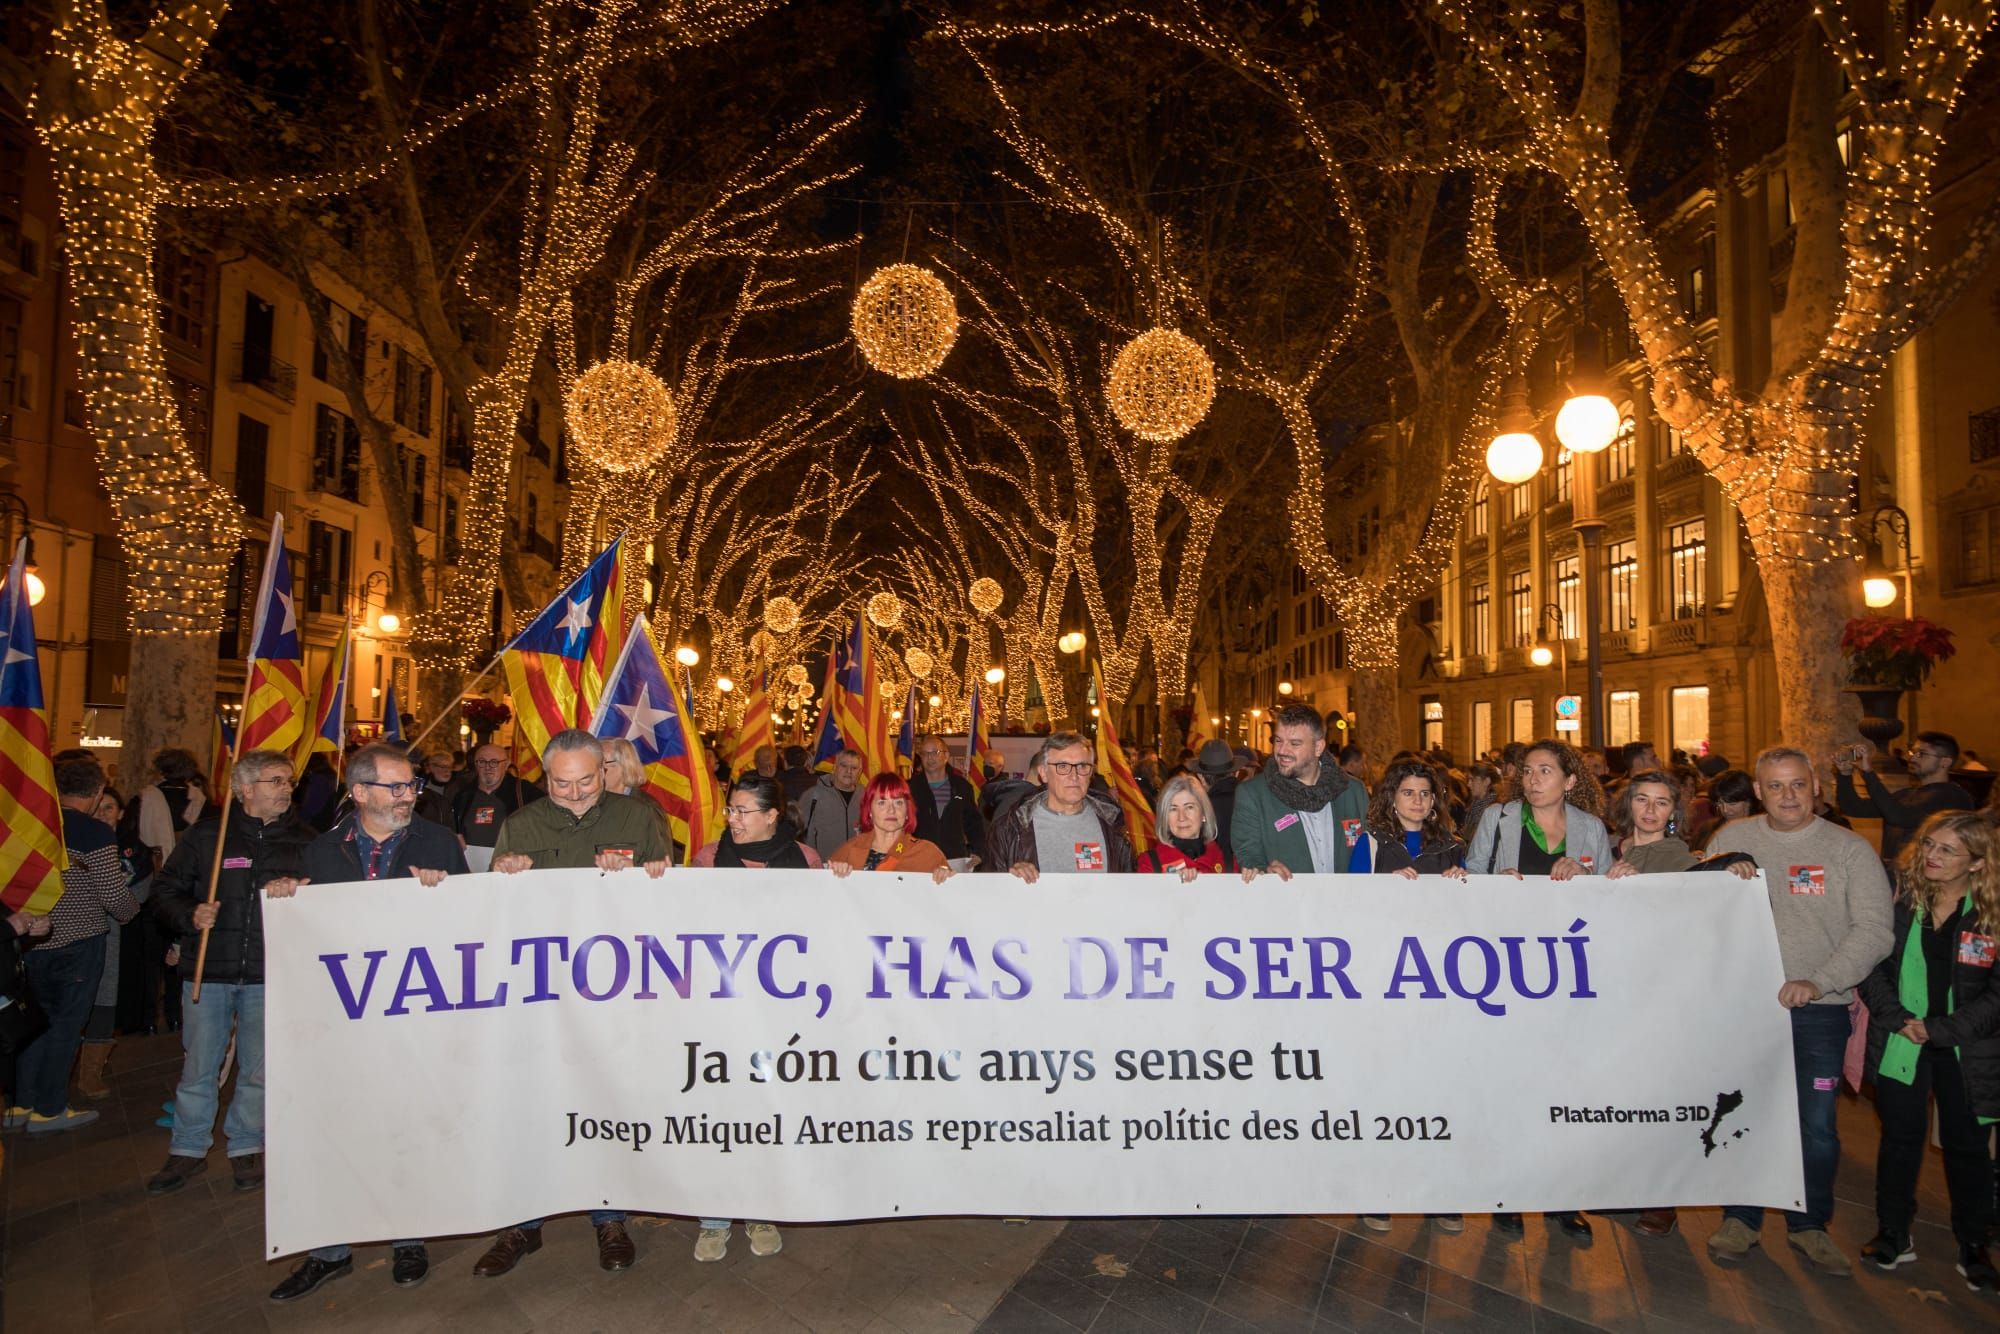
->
[264, 869, 1804, 1258]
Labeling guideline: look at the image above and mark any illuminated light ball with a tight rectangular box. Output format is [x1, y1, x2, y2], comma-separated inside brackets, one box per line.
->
[1277, 681, 1294, 696]
[1057, 630, 1086, 655]
[784, 663, 810, 687]
[1106, 327, 1216, 443]
[749, 629, 778, 659]
[763, 596, 802, 634]
[1486, 429, 1544, 485]
[565, 359, 678, 473]
[1554, 394, 1620, 454]
[968, 577, 1004, 616]
[1862, 576, 1898, 609]
[866, 591, 902, 629]
[850, 263, 958, 378]
[984, 666, 1006, 685]
[905, 647, 934, 678]
[1529, 645, 1555, 668]
[716, 676, 735, 693]
[674, 645, 700, 667]
[928, 693, 943, 708]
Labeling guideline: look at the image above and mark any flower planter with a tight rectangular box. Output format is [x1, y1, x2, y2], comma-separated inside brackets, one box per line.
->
[1843, 683, 1908, 752]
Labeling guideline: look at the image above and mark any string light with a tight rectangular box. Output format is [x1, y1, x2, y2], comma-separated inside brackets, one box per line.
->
[866, 590, 902, 629]
[763, 596, 802, 634]
[904, 647, 933, 677]
[851, 263, 959, 378]
[1106, 328, 1216, 443]
[566, 360, 679, 473]
[967, 577, 1005, 616]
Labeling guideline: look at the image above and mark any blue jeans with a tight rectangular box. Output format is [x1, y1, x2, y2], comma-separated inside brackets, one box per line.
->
[311, 1241, 422, 1262]
[1725, 1002, 1848, 1233]
[520, 1212, 624, 1229]
[168, 981, 264, 1158]
[17, 935, 107, 1115]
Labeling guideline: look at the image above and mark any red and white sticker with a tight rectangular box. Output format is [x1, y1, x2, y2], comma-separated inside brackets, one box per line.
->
[1074, 842, 1105, 871]
[473, 807, 496, 825]
[1341, 818, 1363, 848]
[1960, 932, 1997, 969]
[1787, 865, 1825, 895]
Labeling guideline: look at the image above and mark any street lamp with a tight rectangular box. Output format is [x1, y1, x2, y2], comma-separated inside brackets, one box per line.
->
[1860, 505, 1913, 616]
[358, 570, 398, 633]
[1486, 379, 1544, 485]
[984, 665, 1005, 685]
[674, 645, 700, 667]
[0, 493, 46, 608]
[1530, 603, 1570, 694]
[1554, 325, 1619, 455]
[1058, 630, 1086, 655]
[716, 676, 734, 693]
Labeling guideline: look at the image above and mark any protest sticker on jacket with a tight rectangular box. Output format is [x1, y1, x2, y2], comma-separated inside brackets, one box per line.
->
[263, 870, 1804, 1257]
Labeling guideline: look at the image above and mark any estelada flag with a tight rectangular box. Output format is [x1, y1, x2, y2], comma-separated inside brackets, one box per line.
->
[297, 629, 351, 776]
[591, 614, 724, 863]
[1093, 661, 1154, 855]
[382, 681, 404, 743]
[964, 682, 990, 801]
[0, 537, 67, 912]
[211, 711, 237, 796]
[809, 657, 847, 772]
[238, 514, 307, 761]
[831, 610, 894, 778]
[727, 671, 775, 779]
[499, 536, 627, 781]
[894, 683, 918, 777]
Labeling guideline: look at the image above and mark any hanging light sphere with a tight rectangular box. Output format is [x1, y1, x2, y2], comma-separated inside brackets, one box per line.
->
[565, 359, 678, 474]
[928, 693, 943, 708]
[716, 676, 735, 693]
[1106, 327, 1216, 443]
[866, 591, 902, 629]
[968, 577, 1004, 616]
[905, 647, 934, 678]
[1862, 576, 1899, 609]
[984, 666, 1006, 685]
[1486, 430, 1544, 485]
[674, 645, 700, 667]
[784, 663, 810, 687]
[851, 263, 958, 378]
[1555, 393, 1620, 454]
[748, 629, 778, 660]
[763, 596, 801, 635]
[1529, 645, 1555, 668]
[1058, 630, 1087, 655]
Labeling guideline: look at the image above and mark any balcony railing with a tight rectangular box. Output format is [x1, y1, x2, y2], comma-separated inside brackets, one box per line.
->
[214, 471, 294, 521]
[232, 344, 297, 404]
[1598, 476, 1635, 508]
[521, 528, 556, 563]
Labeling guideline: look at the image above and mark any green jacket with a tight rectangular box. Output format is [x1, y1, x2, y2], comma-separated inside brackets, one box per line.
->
[493, 791, 671, 868]
[1230, 766, 1368, 874]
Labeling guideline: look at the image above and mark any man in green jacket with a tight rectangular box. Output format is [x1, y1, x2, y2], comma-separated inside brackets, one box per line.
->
[1231, 704, 1369, 878]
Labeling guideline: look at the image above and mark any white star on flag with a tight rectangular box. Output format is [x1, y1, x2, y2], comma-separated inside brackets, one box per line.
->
[276, 588, 297, 638]
[558, 595, 593, 644]
[616, 689, 672, 743]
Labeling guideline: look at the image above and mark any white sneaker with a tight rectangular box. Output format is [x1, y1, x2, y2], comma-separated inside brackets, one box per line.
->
[1362, 1215, 1392, 1233]
[746, 1223, 782, 1257]
[694, 1226, 730, 1262]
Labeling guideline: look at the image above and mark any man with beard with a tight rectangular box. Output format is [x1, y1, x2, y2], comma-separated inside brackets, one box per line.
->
[1231, 703, 1369, 879]
[264, 744, 468, 1301]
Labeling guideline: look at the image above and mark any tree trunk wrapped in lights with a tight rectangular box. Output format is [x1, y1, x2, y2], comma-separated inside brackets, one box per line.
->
[1436, 0, 2000, 762]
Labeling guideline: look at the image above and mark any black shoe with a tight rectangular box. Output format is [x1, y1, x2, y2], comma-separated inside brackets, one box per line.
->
[269, 1256, 352, 1303]
[392, 1244, 430, 1287]
[1493, 1212, 1524, 1236]
[232, 1153, 263, 1191]
[1861, 1229, 1916, 1270]
[1557, 1212, 1594, 1242]
[146, 1154, 209, 1195]
[1959, 1242, 1999, 1292]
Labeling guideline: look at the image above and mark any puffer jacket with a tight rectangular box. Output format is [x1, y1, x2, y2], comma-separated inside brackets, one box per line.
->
[1858, 898, 2000, 1119]
[151, 809, 317, 986]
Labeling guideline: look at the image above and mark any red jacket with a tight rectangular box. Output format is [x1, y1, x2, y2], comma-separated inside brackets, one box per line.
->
[1136, 839, 1229, 875]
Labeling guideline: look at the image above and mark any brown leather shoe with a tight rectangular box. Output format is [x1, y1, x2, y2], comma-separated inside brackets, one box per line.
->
[596, 1220, 635, 1271]
[472, 1227, 542, 1277]
[1635, 1208, 1680, 1237]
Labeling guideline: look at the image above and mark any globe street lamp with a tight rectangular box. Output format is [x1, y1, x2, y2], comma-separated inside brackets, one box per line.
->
[1058, 630, 1087, 655]
[1555, 325, 1619, 455]
[1859, 504, 1913, 616]
[0, 493, 46, 608]
[1486, 380, 1544, 485]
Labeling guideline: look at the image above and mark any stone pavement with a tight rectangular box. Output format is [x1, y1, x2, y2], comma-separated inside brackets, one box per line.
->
[1, 1032, 1993, 1332]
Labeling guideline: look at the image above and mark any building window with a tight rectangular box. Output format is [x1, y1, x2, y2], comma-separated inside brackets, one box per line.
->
[305, 520, 352, 616]
[1608, 690, 1640, 749]
[1468, 479, 1488, 538]
[1332, 630, 1347, 671]
[234, 415, 269, 517]
[1511, 697, 1535, 744]
[1971, 407, 2000, 465]
[1421, 697, 1444, 751]
[1504, 481, 1531, 524]
[1667, 519, 1707, 618]
[1670, 686, 1711, 757]
[1606, 414, 1636, 481]
[1604, 539, 1638, 631]
[1467, 581, 1490, 658]
[1664, 423, 1691, 457]
[1472, 701, 1494, 760]
[312, 404, 362, 502]
[392, 348, 434, 435]
[1682, 262, 1711, 319]
[1506, 569, 1534, 648]
[1554, 555, 1580, 637]
[1553, 450, 1573, 502]
[1295, 602, 1306, 636]
[156, 245, 208, 351]
[443, 494, 460, 565]
[311, 303, 366, 383]
[1958, 505, 2000, 587]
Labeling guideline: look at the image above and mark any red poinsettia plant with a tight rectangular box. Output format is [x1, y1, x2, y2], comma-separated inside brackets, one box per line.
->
[460, 696, 513, 729]
[1840, 616, 1957, 687]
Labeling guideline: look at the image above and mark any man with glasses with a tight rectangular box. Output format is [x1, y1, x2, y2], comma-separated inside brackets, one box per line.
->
[1835, 730, 1972, 869]
[475, 730, 669, 1279]
[451, 743, 543, 852]
[263, 744, 468, 1302]
[988, 732, 1134, 880]
[146, 749, 317, 1196]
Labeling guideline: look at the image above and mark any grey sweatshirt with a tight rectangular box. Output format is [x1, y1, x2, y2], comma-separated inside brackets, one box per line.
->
[1704, 815, 1894, 1005]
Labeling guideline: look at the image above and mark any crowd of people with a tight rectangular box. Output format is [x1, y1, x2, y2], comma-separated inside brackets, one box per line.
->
[2, 706, 1996, 1303]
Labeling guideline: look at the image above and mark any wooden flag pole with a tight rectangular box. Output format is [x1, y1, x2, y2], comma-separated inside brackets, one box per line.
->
[188, 706, 248, 1006]
[397, 650, 503, 758]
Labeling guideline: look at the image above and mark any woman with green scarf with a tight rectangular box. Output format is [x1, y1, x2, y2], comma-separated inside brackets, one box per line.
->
[1856, 810, 2000, 1290]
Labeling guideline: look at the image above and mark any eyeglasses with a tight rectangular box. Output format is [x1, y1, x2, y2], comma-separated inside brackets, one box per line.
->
[474, 759, 508, 768]
[248, 777, 290, 787]
[1047, 760, 1095, 777]
[725, 804, 769, 817]
[358, 779, 426, 798]
[1911, 748, 1949, 761]
[1918, 837, 1969, 857]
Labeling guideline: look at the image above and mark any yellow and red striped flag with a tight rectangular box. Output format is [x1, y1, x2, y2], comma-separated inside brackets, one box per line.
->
[0, 537, 67, 912]
[238, 514, 307, 761]
[1186, 679, 1211, 754]
[727, 671, 775, 778]
[210, 711, 236, 797]
[1093, 661, 1154, 855]
[831, 610, 895, 778]
[592, 615, 725, 863]
[965, 681, 991, 801]
[498, 536, 627, 781]
[296, 628, 351, 777]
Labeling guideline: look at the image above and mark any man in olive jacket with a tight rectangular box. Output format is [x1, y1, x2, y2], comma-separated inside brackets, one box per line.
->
[1231, 704, 1368, 877]
[146, 748, 316, 1196]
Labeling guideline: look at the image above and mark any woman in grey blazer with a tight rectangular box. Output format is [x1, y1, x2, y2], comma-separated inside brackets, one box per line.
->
[1465, 739, 1613, 878]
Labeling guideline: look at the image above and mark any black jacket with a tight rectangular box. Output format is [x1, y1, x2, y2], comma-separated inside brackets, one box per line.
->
[1858, 899, 2000, 1119]
[303, 814, 471, 885]
[151, 809, 317, 986]
[1202, 774, 1240, 866]
[909, 769, 986, 862]
[986, 788, 1136, 874]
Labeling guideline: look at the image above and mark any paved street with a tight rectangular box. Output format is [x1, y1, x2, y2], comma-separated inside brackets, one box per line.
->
[0, 1032, 1992, 1332]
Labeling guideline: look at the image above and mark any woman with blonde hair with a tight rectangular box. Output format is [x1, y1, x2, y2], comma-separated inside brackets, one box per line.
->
[1856, 810, 2000, 1288]
[1137, 775, 1229, 877]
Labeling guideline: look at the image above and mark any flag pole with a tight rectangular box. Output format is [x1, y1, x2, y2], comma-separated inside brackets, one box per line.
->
[189, 690, 250, 1005]
[396, 649, 504, 757]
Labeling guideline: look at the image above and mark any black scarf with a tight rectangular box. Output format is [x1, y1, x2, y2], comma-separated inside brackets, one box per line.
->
[1168, 834, 1209, 860]
[1265, 758, 1349, 813]
[714, 831, 809, 868]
